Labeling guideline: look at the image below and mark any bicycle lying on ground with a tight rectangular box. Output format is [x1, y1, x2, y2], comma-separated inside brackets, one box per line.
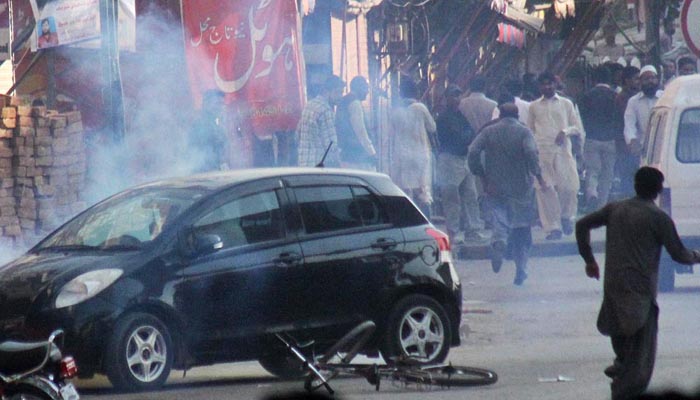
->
[275, 320, 498, 395]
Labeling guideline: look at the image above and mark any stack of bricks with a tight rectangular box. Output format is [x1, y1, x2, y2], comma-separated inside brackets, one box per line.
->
[0, 97, 88, 247]
[0, 100, 20, 246]
[39, 111, 87, 239]
[14, 104, 39, 245]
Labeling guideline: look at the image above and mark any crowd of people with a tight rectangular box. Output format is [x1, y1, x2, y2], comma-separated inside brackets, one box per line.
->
[288, 60, 698, 288]
[185, 58, 700, 400]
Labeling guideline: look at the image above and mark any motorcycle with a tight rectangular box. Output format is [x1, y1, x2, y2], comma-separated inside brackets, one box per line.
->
[0, 330, 79, 400]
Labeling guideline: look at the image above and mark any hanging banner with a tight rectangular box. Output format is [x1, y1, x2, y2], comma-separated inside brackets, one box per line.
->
[29, 0, 135, 51]
[181, 0, 305, 137]
[0, 0, 8, 60]
[31, 0, 101, 50]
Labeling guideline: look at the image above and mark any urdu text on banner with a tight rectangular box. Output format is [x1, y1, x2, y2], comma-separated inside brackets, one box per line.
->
[182, 0, 305, 138]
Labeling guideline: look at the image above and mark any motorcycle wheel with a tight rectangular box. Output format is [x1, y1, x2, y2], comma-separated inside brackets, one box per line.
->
[104, 312, 174, 392]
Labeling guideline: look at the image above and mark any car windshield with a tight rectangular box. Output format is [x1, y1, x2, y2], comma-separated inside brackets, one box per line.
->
[35, 187, 204, 251]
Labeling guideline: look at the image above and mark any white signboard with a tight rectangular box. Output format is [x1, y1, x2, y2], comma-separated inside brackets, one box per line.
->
[681, 0, 700, 58]
[30, 0, 135, 52]
[33, 0, 100, 50]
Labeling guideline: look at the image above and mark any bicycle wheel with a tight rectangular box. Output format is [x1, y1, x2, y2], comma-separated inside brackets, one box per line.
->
[398, 364, 498, 387]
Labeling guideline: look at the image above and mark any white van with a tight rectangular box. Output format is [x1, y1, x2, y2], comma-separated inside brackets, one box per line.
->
[644, 74, 700, 291]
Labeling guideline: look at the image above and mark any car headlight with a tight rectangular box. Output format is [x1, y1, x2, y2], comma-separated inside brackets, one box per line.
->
[55, 269, 123, 309]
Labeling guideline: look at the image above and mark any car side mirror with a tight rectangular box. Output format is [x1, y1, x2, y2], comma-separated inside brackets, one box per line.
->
[190, 233, 223, 257]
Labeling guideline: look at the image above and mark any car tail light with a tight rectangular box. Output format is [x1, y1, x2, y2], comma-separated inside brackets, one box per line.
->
[60, 356, 78, 379]
[426, 227, 452, 262]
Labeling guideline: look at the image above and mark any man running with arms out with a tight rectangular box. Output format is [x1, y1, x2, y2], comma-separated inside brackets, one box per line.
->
[575, 167, 700, 400]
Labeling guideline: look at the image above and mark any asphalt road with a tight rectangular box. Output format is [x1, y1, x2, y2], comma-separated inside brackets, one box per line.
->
[76, 255, 700, 400]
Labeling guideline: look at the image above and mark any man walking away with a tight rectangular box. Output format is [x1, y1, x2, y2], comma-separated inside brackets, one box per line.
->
[389, 78, 436, 216]
[528, 72, 585, 240]
[336, 76, 377, 170]
[576, 167, 700, 400]
[468, 103, 546, 285]
[579, 65, 618, 211]
[459, 75, 498, 133]
[436, 84, 483, 243]
[297, 75, 345, 167]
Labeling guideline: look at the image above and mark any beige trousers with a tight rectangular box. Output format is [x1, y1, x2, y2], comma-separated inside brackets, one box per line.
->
[535, 151, 580, 232]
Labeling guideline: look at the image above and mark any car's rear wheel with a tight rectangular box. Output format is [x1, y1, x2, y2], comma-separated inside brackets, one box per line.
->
[258, 350, 308, 379]
[104, 313, 173, 391]
[381, 294, 451, 365]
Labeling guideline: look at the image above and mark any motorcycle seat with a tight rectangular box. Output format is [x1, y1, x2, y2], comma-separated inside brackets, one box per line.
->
[0, 340, 49, 353]
[0, 341, 50, 376]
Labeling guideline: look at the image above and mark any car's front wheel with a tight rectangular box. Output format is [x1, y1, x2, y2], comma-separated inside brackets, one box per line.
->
[104, 313, 173, 391]
[381, 294, 451, 365]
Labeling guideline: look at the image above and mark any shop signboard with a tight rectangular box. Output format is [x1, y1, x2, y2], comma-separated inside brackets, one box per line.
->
[181, 0, 305, 138]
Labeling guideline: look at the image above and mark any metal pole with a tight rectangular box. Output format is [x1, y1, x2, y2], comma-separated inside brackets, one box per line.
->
[645, 0, 661, 68]
[100, 0, 125, 142]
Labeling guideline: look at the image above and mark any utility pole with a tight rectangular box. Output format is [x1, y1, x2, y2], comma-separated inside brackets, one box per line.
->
[645, 0, 662, 68]
[100, 0, 125, 142]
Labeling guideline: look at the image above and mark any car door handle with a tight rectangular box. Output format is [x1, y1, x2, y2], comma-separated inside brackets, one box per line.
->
[274, 252, 302, 267]
[371, 238, 397, 251]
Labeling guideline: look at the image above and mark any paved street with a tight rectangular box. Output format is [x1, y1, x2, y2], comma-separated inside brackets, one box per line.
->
[76, 255, 700, 400]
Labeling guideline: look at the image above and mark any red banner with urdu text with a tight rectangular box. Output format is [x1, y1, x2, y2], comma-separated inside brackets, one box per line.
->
[181, 0, 305, 138]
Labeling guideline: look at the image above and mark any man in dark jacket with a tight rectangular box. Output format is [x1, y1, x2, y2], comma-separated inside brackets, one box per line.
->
[436, 84, 484, 243]
[576, 167, 700, 400]
[468, 103, 546, 285]
[579, 65, 619, 210]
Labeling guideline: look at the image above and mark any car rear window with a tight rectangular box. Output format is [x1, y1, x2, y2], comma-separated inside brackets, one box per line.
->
[294, 186, 363, 234]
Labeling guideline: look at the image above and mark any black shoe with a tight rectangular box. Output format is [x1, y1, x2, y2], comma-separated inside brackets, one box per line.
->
[546, 229, 563, 241]
[561, 219, 574, 236]
[490, 241, 505, 273]
[513, 272, 528, 286]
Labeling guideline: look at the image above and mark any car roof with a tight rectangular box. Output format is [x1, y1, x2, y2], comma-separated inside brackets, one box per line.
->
[655, 75, 700, 110]
[133, 167, 392, 193]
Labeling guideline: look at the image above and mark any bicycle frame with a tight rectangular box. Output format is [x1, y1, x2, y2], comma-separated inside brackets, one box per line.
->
[275, 320, 498, 394]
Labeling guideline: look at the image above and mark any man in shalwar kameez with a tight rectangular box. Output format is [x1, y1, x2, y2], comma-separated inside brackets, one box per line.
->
[576, 167, 700, 399]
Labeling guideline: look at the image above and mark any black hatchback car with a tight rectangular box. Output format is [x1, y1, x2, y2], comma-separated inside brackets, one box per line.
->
[0, 168, 461, 391]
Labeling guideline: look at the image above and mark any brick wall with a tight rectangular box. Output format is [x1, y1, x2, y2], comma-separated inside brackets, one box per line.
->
[0, 98, 87, 248]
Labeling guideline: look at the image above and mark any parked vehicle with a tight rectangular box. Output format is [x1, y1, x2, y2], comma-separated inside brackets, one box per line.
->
[0, 168, 462, 391]
[644, 74, 700, 291]
[0, 329, 79, 400]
